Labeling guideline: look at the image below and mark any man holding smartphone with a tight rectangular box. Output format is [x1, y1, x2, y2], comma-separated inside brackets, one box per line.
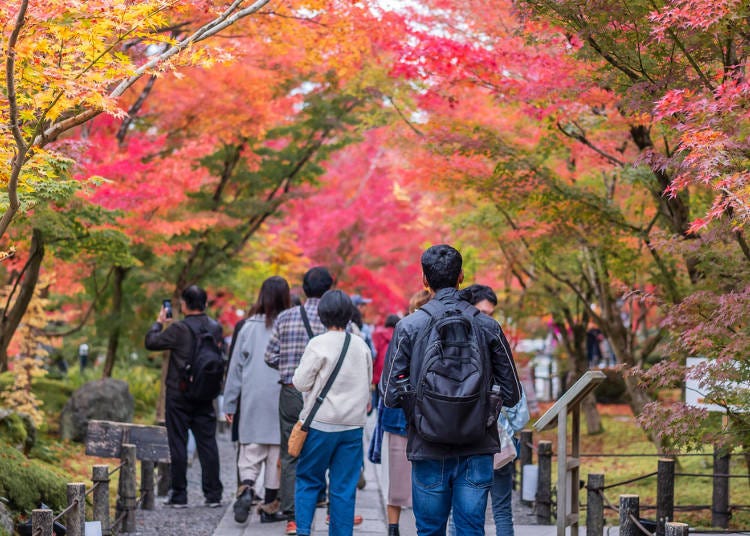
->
[145, 285, 224, 509]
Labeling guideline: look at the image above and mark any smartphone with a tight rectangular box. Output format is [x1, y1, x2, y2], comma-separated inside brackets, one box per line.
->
[163, 299, 173, 319]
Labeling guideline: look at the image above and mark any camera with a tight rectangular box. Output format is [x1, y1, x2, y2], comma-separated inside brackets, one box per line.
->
[163, 299, 173, 319]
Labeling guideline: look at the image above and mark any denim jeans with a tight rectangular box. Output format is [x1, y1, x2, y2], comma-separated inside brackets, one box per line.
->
[412, 455, 493, 536]
[295, 427, 363, 536]
[447, 462, 515, 536]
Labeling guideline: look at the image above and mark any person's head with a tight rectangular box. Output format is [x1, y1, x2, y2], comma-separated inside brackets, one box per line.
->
[318, 289, 353, 329]
[249, 276, 291, 327]
[408, 289, 433, 314]
[181, 285, 207, 313]
[421, 244, 464, 291]
[385, 314, 400, 328]
[302, 266, 333, 298]
[463, 283, 498, 316]
[350, 302, 364, 329]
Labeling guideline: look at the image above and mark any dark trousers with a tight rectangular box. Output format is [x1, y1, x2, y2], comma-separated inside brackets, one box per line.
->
[279, 385, 303, 514]
[165, 391, 223, 503]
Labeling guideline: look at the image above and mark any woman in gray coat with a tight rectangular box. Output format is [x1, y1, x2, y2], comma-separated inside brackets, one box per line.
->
[224, 276, 290, 524]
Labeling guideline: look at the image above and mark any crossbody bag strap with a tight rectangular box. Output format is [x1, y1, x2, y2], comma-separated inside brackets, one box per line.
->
[299, 305, 314, 339]
[301, 332, 351, 431]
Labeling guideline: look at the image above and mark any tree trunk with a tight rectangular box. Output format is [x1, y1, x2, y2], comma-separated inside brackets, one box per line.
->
[102, 266, 128, 378]
[0, 228, 45, 372]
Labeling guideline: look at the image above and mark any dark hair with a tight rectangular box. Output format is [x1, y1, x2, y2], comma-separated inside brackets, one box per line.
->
[249, 276, 291, 327]
[350, 303, 364, 329]
[462, 284, 498, 306]
[421, 244, 463, 290]
[385, 314, 400, 328]
[290, 293, 302, 307]
[318, 290, 353, 329]
[302, 266, 333, 298]
[181, 285, 207, 311]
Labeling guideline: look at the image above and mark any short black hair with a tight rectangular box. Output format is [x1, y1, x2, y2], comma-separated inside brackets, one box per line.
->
[421, 244, 463, 290]
[318, 290, 353, 329]
[463, 284, 498, 306]
[302, 266, 334, 298]
[181, 285, 207, 311]
[385, 314, 400, 328]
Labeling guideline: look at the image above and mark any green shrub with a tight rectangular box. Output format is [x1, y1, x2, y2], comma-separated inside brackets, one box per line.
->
[113, 365, 159, 420]
[0, 443, 68, 514]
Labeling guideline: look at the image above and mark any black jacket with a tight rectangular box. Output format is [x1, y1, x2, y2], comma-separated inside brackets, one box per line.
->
[379, 287, 522, 460]
[145, 314, 222, 394]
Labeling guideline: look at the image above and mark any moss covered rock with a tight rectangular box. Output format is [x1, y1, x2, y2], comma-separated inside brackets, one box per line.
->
[0, 443, 68, 514]
[0, 410, 36, 454]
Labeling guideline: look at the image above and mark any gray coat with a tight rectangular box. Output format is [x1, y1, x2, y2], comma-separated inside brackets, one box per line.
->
[223, 315, 281, 445]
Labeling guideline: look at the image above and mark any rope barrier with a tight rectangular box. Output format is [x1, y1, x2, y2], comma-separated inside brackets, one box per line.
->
[598, 471, 659, 490]
[629, 512, 655, 536]
[108, 460, 128, 477]
[675, 472, 747, 479]
[85, 479, 103, 497]
[52, 498, 79, 522]
[111, 509, 127, 533]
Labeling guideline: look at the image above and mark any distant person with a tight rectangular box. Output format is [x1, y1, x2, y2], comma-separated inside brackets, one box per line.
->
[351, 294, 376, 359]
[292, 290, 372, 536]
[371, 314, 400, 411]
[265, 267, 333, 535]
[224, 276, 291, 523]
[586, 326, 604, 368]
[144, 285, 224, 509]
[381, 245, 522, 535]
[78, 342, 89, 373]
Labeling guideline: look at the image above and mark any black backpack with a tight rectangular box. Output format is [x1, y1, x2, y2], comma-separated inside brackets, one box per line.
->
[182, 320, 225, 401]
[412, 299, 493, 445]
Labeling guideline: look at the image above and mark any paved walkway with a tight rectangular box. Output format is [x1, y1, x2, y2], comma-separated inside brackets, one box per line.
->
[211, 416, 539, 536]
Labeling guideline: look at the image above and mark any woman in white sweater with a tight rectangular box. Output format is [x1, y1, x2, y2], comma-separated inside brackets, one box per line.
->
[292, 289, 372, 536]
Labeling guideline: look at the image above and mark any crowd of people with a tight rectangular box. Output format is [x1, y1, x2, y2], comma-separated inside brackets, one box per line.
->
[145, 244, 530, 536]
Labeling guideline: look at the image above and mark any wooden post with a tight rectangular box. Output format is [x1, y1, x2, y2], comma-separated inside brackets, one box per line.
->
[713, 446, 730, 528]
[587, 474, 604, 536]
[536, 440, 553, 524]
[66, 482, 86, 536]
[157, 461, 171, 497]
[116, 443, 138, 533]
[32, 508, 54, 536]
[619, 494, 640, 536]
[92, 464, 111, 536]
[141, 460, 155, 510]
[665, 522, 689, 536]
[519, 429, 533, 506]
[657, 458, 675, 536]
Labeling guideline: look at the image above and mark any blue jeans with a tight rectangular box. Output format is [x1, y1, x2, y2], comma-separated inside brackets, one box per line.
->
[491, 462, 514, 535]
[295, 427, 363, 536]
[412, 455, 493, 536]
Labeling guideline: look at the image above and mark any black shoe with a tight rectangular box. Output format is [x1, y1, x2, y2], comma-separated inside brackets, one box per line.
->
[260, 510, 288, 523]
[233, 488, 253, 523]
[388, 525, 401, 536]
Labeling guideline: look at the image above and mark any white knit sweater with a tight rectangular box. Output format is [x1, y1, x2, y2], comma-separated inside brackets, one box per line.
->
[293, 330, 372, 428]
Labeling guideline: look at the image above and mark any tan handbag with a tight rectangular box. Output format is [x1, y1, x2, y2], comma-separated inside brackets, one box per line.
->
[287, 333, 351, 458]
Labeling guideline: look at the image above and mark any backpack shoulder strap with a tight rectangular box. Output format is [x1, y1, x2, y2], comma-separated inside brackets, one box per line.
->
[419, 299, 445, 319]
[299, 305, 314, 339]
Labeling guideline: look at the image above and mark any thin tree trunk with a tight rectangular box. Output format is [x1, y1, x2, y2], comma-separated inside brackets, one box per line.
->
[0, 228, 44, 372]
[102, 266, 128, 378]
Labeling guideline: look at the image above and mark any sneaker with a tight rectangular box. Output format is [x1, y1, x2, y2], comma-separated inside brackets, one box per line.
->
[204, 499, 222, 508]
[325, 514, 363, 525]
[163, 498, 188, 509]
[285, 520, 297, 535]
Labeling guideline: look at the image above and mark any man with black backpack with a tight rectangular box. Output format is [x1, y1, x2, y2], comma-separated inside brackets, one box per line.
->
[145, 285, 224, 509]
[381, 245, 522, 536]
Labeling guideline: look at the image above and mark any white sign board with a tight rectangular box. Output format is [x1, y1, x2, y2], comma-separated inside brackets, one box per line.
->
[684, 357, 746, 413]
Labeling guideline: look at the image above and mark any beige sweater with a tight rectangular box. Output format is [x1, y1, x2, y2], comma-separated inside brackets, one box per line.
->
[292, 331, 372, 428]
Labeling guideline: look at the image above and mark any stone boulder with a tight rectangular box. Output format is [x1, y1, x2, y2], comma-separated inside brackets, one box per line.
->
[0, 409, 36, 454]
[60, 379, 134, 442]
[0, 500, 12, 535]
